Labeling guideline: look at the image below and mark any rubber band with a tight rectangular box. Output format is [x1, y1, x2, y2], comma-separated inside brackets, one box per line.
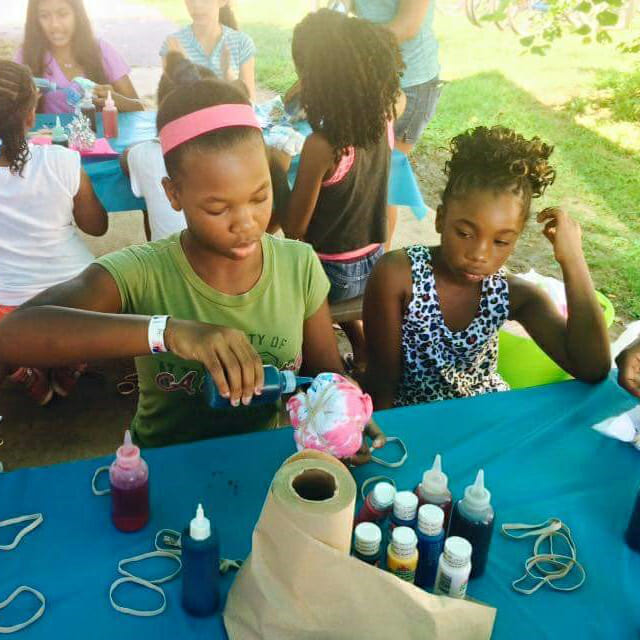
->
[370, 436, 408, 468]
[0, 514, 43, 551]
[118, 551, 182, 585]
[360, 476, 397, 502]
[109, 577, 166, 617]
[91, 466, 110, 496]
[502, 518, 585, 595]
[154, 529, 181, 555]
[0, 586, 45, 633]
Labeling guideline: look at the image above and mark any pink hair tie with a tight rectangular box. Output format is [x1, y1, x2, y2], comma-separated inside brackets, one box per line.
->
[159, 104, 262, 155]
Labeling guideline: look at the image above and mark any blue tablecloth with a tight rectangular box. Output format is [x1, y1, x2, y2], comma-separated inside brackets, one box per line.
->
[34, 113, 428, 219]
[3, 374, 639, 638]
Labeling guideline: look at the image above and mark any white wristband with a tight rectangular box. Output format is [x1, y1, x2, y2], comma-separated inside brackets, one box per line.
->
[148, 316, 170, 354]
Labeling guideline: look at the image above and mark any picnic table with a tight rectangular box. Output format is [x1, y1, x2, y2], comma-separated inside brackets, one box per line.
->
[34, 113, 429, 219]
[3, 373, 639, 638]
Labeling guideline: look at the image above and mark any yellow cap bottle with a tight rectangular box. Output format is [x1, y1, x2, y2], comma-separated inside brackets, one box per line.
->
[386, 526, 419, 583]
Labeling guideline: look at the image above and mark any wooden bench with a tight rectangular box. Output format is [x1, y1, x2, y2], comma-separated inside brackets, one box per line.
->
[330, 296, 363, 323]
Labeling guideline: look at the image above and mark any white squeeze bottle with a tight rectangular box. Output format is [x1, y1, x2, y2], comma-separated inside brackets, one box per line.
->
[415, 453, 453, 528]
[434, 536, 472, 598]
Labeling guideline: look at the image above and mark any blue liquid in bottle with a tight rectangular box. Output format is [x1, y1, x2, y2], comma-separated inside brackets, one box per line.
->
[203, 364, 313, 408]
[182, 504, 220, 616]
[415, 504, 446, 590]
[447, 470, 495, 579]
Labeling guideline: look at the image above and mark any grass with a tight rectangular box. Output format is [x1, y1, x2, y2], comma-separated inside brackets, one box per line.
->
[135, 1, 640, 320]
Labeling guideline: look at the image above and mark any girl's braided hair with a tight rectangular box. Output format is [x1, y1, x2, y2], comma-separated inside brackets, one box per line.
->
[292, 9, 403, 160]
[443, 126, 556, 219]
[0, 60, 36, 176]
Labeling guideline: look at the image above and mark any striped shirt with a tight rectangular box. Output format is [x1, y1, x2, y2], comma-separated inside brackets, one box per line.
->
[159, 25, 255, 78]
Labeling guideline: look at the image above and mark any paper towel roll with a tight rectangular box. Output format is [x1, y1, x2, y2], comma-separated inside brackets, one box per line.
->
[269, 453, 356, 553]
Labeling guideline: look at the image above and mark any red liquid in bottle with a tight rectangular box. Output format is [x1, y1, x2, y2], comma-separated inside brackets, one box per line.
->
[111, 481, 150, 532]
[109, 430, 150, 532]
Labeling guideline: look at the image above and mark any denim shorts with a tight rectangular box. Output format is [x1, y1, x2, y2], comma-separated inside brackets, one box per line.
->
[321, 245, 385, 304]
[395, 76, 443, 145]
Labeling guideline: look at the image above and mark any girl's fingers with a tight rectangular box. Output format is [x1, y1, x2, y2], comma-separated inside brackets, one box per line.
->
[204, 355, 230, 399]
[365, 420, 386, 448]
[234, 342, 258, 405]
[216, 344, 243, 406]
[253, 350, 265, 395]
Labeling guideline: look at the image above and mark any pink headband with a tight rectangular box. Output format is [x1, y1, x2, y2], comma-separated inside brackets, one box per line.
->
[159, 104, 261, 155]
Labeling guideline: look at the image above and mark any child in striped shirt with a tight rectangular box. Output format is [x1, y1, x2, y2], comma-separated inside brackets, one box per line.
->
[160, 1, 256, 100]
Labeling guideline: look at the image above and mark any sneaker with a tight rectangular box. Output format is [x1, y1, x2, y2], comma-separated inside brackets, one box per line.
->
[9, 367, 54, 406]
[51, 364, 87, 397]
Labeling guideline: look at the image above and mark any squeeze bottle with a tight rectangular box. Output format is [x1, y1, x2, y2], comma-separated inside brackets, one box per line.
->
[447, 469, 494, 578]
[182, 503, 221, 616]
[109, 430, 149, 532]
[204, 364, 312, 408]
[415, 454, 453, 527]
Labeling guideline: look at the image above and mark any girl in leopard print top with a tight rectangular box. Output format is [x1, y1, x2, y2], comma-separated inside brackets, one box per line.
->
[363, 126, 611, 409]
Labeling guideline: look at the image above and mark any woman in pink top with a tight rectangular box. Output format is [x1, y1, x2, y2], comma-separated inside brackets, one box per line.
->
[16, 0, 142, 113]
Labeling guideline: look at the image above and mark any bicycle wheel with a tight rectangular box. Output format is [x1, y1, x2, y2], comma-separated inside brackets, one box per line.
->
[508, 0, 549, 35]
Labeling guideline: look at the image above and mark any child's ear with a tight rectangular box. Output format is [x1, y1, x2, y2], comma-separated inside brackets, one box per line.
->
[162, 177, 183, 212]
[435, 205, 445, 234]
[24, 105, 37, 132]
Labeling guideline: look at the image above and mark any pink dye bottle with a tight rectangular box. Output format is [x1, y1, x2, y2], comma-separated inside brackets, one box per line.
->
[109, 430, 149, 532]
[414, 454, 453, 529]
[102, 90, 119, 139]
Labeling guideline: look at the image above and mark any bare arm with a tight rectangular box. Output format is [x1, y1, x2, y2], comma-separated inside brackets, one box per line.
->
[73, 170, 108, 236]
[94, 76, 144, 112]
[0, 265, 265, 405]
[509, 210, 610, 382]
[301, 299, 344, 375]
[386, 0, 431, 42]
[363, 250, 412, 409]
[281, 134, 334, 240]
[239, 58, 256, 102]
[616, 336, 640, 398]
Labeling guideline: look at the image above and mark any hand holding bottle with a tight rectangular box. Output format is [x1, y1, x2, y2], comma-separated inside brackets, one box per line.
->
[164, 318, 264, 406]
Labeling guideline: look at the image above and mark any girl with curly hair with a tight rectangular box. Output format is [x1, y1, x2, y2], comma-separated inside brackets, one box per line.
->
[363, 125, 611, 409]
[0, 60, 106, 405]
[281, 9, 404, 369]
[16, 0, 141, 113]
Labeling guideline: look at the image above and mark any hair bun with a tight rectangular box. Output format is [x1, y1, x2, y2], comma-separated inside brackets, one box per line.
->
[165, 51, 203, 86]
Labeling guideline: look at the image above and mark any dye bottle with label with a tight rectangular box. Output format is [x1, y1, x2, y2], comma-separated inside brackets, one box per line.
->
[415, 504, 446, 590]
[386, 526, 419, 583]
[389, 490, 419, 533]
[109, 430, 149, 532]
[415, 454, 453, 528]
[102, 91, 119, 139]
[447, 469, 494, 578]
[434, 536, 472, 598]
[354, 481, 395, 526]
[204, 364, 313, 409]
[353, 522, 382, 566]
[625, 483, 640, 552]
[182, 503, 220, 616]
[79, 91, 97, 133]
[51, 116, 68, 148]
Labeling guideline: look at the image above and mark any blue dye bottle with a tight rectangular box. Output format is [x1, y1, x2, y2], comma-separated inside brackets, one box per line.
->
[203, 364, 313, 408]
[181, 504, 220, 616]
[389, 491, 419, 533]
[447, 470, 495, 579]
[34, 77, 57, 92]
[415, 504, 446, 590]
